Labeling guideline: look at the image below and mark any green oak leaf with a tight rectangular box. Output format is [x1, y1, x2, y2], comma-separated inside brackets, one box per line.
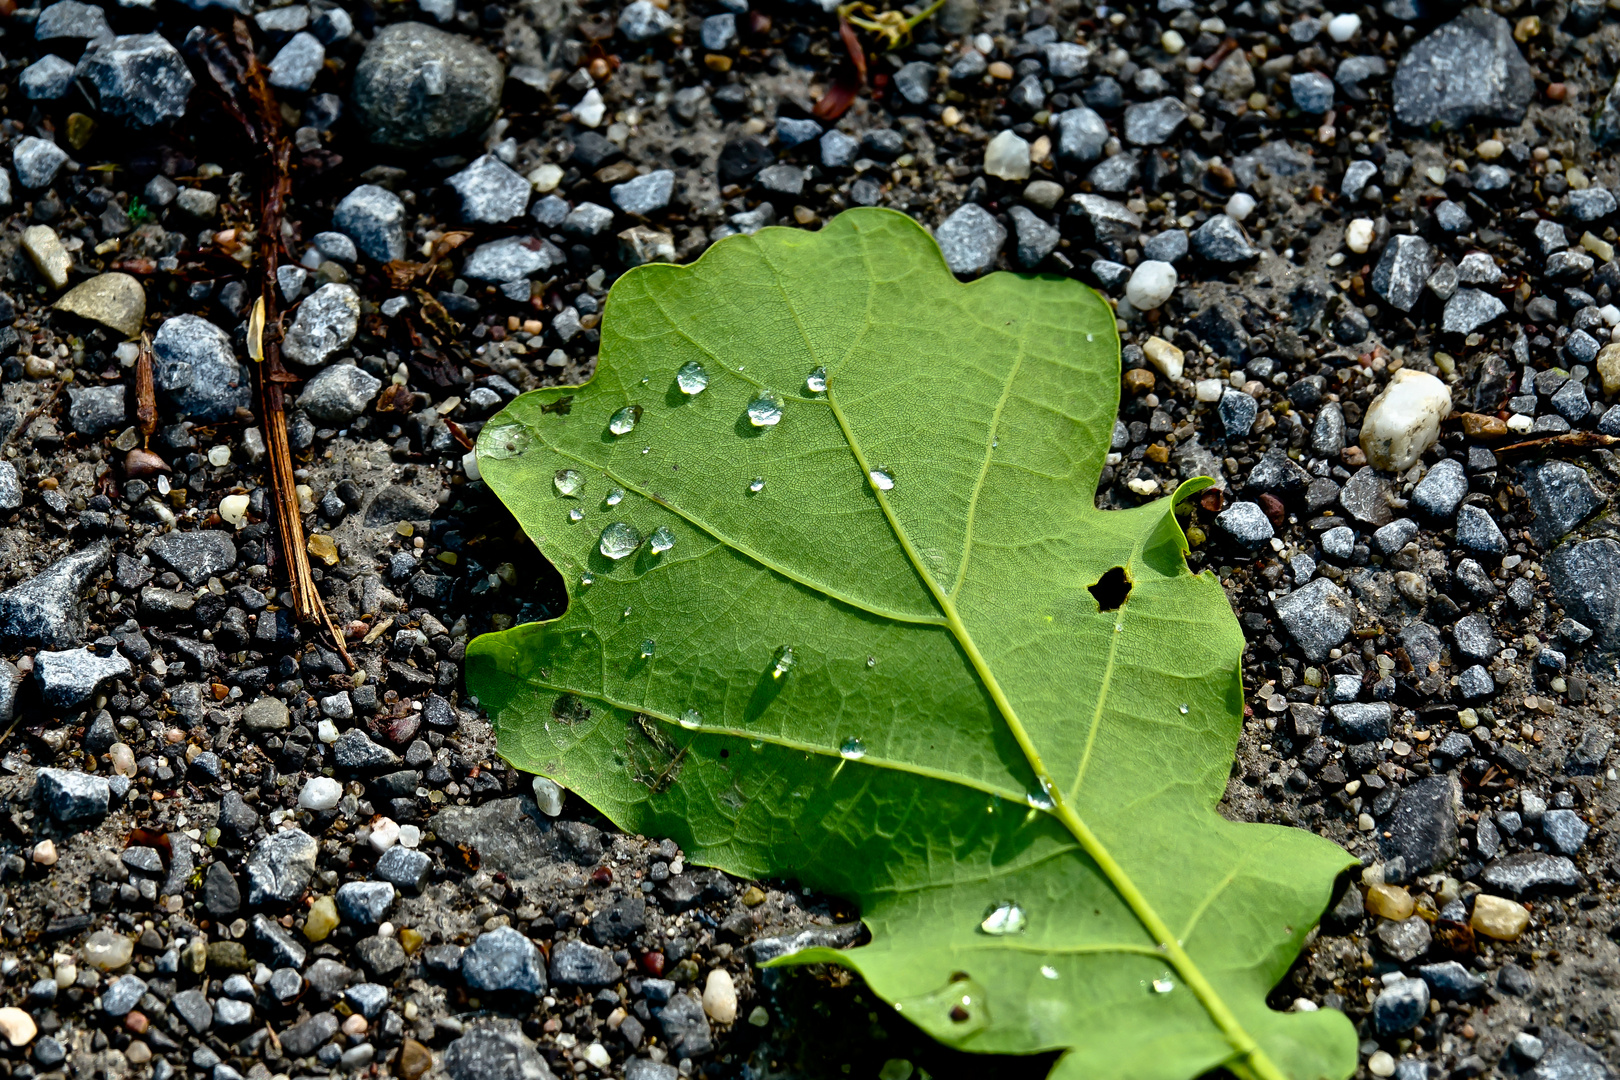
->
[466, 208, 1358, 1080]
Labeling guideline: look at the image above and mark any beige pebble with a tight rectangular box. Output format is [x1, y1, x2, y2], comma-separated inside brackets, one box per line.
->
[21, 226, 72, 290]
[31, 840, 56, 866]
[702, 968, 738, 1024]
[1471, 894, 1530, 941]
[0, 1008, 37, 1047]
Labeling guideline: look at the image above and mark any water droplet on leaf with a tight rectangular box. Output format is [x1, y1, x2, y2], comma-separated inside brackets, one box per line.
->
[805, 366, 827, 393]
[771, 646, 795, 679]
[579, 574, 593, 588]
[482, 424, 531, 459]
[839, 736, 866, 760]
[639, 639, 655, 658]
[649, 526, 675, 553]
[606, 488, 625, 506]
[608, 405, 641, 435]
[1178, 703, 1189, 715]
[568, 508, 583, 522]
[894, 976, 990, 1039]
[1152, 976, 1174, 994]
[598, 522, 642, 560]
[1040, 966, 1059, 980]
[679, 709, 702, 730]
[869, 468, 895, 492]
[748, 477, 766, 493]
[746, 391, 783, 427]
[1026, 790, 1053, 811]
[866, 656, 876, 668]
[676, 361, 708, 395]
[554, 469, 583, 496]
[980, 902, 1027, 936]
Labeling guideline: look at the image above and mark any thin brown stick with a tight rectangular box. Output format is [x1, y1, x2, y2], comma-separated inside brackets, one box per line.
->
[135, 332, 157, 444]
[193, 19, 353, 670]
[1493, 431, 1620, 457]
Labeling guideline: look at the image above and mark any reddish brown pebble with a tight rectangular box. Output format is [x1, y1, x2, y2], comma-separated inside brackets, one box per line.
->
[124, 448, 171, 478]
[591, 866, 613, 886]
[641, 951, 666, 976]
[1547, 83, 1567, 101]
[125, 1011, 149, 1034]
[1123, 368, 1156, 395]
[1257, 492, 1285, 524]
[398, 1038, 433, 1080]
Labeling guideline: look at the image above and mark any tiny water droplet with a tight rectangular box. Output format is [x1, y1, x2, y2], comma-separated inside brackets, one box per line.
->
[676, 361, 709, 395]
[608, 405, 641, 436]
[579, 574, 593, 587]
[980, 902, 1027, 936]
[606, 488, 625, 506]
[568, 508, 584, 522]
[1040, 966, 1059, 980]
[639, 639, 655, 658]
[622, 607, 632, 618]
[679, 709, 702, 730]
[1152, 976, 1174, 994]
[1178, 703, 1189, 715]
[805, 366, 827, 393]
[748, 477, 766, 493]
[839, 736, 866, 760]
[991, 437, 998, 449]
[1114, 623, 1124, 633]
[649, 525, 676, 553]
[1086, 333, 1095, 342]
[481, 423, 531, 459]
[869, 468, 895, 492]
[1026, 790, 1054, 811]
[598, 522, 642, 560]
[746, 390, 783, 427]
[554, 468, 583, 496]
[641, 446, 650, 455]
[749, 739, 763, 750]
[866, 656, 876, 668]
[771, 645, 795, 679]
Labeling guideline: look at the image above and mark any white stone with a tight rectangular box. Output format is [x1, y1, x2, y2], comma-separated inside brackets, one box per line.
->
[368, 817, 401, 853]
[1124, 260, 1176, 309]
[702, 968, 738, 1024]
[582, 1044, 611, 1069]
[576, 88, 605, 128]
[1345, 218, 1375, 254]
[532, 776, 566, 816]
[1367, 1051, 1395, 1078]
[984, 130, 1031, 181]
[529, 163, 563, 192]
[398, 824, 421, 848]
[298, 776, 342, 810]
[219, 494, 250, 527]
[1327, 13, 1361, 41]
[1507, 413, 1534, 432]
[1225, 192, 1256, 221]
[0, 1008, 37, 1047]
[1359, 368, 1452, 472]
[1143, 335, 1184, 379]
[317, 719, 340, 744]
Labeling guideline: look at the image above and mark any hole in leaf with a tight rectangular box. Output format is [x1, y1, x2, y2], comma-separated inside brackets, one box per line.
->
[1088, 566, 1132, 612]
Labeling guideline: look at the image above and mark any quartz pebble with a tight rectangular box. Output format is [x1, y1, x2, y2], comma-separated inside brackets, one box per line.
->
[1470, 893, 1530, 940]
[702, 969, 738, 1023]
[1124, 261, 1176, 310]
[1364, 883, 1414, 920]
[1360, 369, 1451, 472]
[983, 130, 1031, 181]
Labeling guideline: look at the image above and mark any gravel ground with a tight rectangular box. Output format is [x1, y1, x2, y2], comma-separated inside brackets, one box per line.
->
[0, 0, 1619, 1077]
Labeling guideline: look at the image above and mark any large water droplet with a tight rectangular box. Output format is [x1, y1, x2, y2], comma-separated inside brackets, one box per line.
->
[805, 366, 827, 393]
[839, 736, 866, 760]
[746, 391, 783, 427]
[649, 525, 675, 554]
[869, 468, 895, 492]
[568, 508, 584, 522]
[980, 902, 1027, 936]
[676, 361, 709, 395]
[679, 709, 703, 730]
[1152, 976, 1174, 994]
[598, 522, 642, 560]
[606, 487, 625, 506]
[1178, 703, 1189, 715]
[608, 405, 641, 436]
[1040, 965, 1059, 980]
[748, 477, 766, 493]
[579, 573, 593, 588]
[1026, 790, 1053, 811]
[639, 639, 656, 659]
[771, 646, 795, 679]
[481, 423, 531, 459]
[554, 469, 583, 496]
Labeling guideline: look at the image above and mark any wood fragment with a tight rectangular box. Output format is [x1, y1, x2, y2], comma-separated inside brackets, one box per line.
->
[135, 332, 158, 443]
[189, 19, 353, 671]
[1493, 431, 1620, 457]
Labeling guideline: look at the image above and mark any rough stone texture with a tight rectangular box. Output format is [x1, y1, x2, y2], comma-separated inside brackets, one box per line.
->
[0, 543, 111, 650]
[1392, 10, 1534, 130]
[350, 23, 504, 150]
[151, 315, 252, 422]
[933, 205, 1005, 276]
[76, 34, 195, 126]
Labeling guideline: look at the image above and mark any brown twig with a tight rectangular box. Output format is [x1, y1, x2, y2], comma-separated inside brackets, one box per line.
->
[135, 332, 157, 444]
[1492, 431, 1620, 458]
[190, 19, 353, 671]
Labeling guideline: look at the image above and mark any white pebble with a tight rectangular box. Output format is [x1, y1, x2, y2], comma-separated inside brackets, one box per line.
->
[582, 1043, 611, 1070]
[983, 130, 1031, 181]
[218, 493, 250, 527]
[1124, 260, 1177, 310]
[1196, 378, 1225, 403]
[528, 163, 563, 193]
[207, 445, 231, 467]
[1601, 304, 1620, 326]
[1327, 13, 1361, 41]
[1224, 192, 1256, 221]
[1143, 335, 1184, 379]
[702, 969, 738, 1024]
[1345, 218, 1375, 254]
[1367, 1050, 1395, 1077]
[368, 816, 401, 853]
[298, 776, 342, 811]
[317, 718, 340, 744]
[1161, 30, 1184, 54]
[1507, 413, 1534, 432]
[532, 776, 566, 816]
[575, 88, 605, 128]
[1359, 368, 1452, 471]
[398, 824, 421, 848]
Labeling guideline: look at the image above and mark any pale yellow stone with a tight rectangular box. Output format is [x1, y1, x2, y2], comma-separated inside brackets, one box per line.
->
[304, 895, 340, 941]
[702, 968, 738, 1024]
[83, 929, 134, 971]
[22, 226, 72, 290]
[1583, 231, 1614, 263]
[1598, 343, 1620, 396]
[1363, 883, 1415, 921]
[308, 534, 339, 567]
[0, 1007, 38, 1046]
[1143, 336, 1185, 380]
[1471, 893, 1530, 941]
[53, 273, 146, 337]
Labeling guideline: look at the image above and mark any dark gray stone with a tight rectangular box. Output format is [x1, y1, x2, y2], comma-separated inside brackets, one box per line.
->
[35, 649, 131, 712]
[1456, 504, 1508, 555]
[1372, 234, 1431, 312]
[76, 33, 195, 127]
[1217, 389, 1258, 436]
[1392, 9, 1533, 130]
[934, 205, 1004, 276]
[374, 845, 431, 891]
[1373, 977, 1430, 1035]
[1480, 852, 1583, 895]
[611, 170, 674, 216]
[149, 531, 236, 586]
[1541, 809, 1589, 855]
[548, 940, 620, 987]
[245, 829, 318, 906]
[334, 185, 407, 263]
[658, 991, 714, 1057]
[1339, 467, 1391, 527]
[1190, 214, 1255, 262]
[462, 927, 546, 995]
[448, 155, 530, 224]
[332, 728, 400, 770]
[1380, 776, 1459, 875]
[1007, 206, 1060, 268]
[1215, 502, 1273, 547]
[1518, 461, 1606, 548]
[36, 767, 110, 824]
[443, 1023, 556, 1080]
[1055, 107, 1108, 163]
[1123, 97, 1187, 145]
[1332, 702, 1392, 743]
[1411, 459, 1466, 519]
[1273, 579, 1353, 661]
[1417, 961, 1484, 1002]
[0, 543, 111, 650]
[279, 1012, 339, 1059]
[336, 881, 395, 924]
[350, 23, 503, 150]
[151, 315, 252, 422]
[1442, 289, 1506, 334]
[297, 364, 382, 426]
[101, 974, 147, 1016]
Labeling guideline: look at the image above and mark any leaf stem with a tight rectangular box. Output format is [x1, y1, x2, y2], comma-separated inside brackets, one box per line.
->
[822, 388, 1288, 1080]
